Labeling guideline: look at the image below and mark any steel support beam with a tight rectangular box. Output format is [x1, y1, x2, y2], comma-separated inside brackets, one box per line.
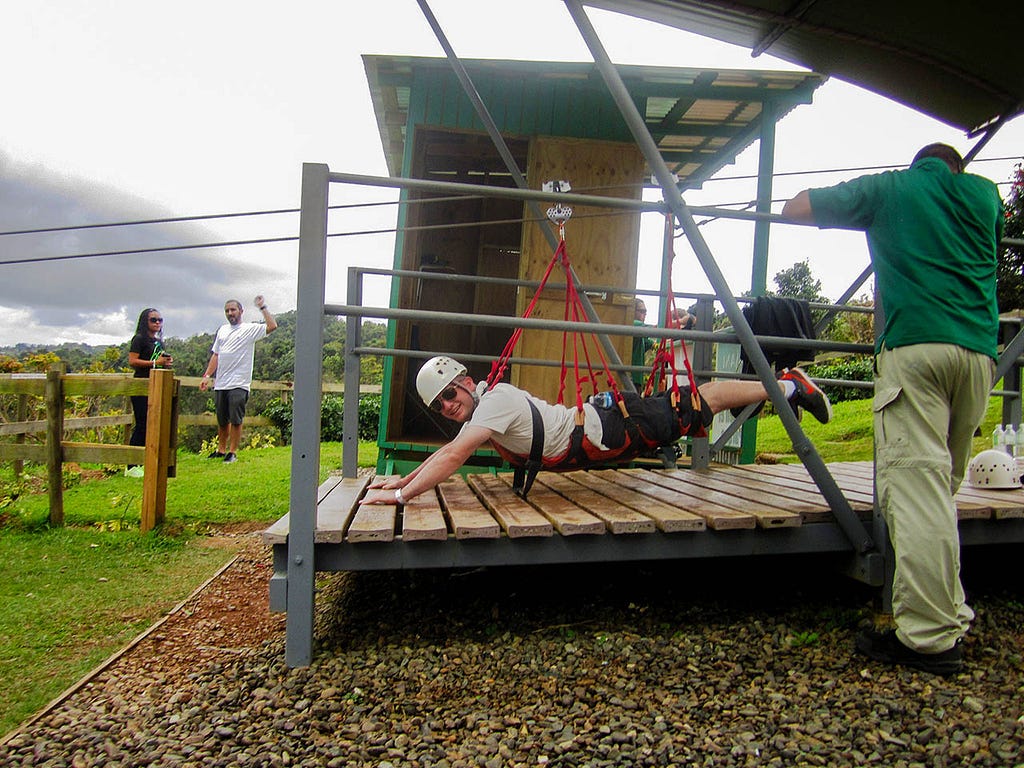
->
[563, 0, 872, 554]
[285, 163, 330, 667]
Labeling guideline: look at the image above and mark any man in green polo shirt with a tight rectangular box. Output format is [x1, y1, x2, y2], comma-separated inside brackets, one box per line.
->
[783, 143, 1004, 675]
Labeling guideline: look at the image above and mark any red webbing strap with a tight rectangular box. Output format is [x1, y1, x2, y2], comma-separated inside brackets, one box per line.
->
[487, 239, 567, 390]
[486, 225, 623, 415]
[645, 215, 699, 410]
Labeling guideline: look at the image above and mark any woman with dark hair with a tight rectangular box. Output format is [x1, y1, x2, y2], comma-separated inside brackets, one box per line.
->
[126, 308, 173, 476]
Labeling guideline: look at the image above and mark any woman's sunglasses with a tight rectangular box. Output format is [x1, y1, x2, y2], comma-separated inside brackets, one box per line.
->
[429, 385, 459, 412]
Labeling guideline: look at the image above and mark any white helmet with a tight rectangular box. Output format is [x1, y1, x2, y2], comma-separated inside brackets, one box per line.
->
[416, 356, 467, 407]
[967, 449, 1021, 489]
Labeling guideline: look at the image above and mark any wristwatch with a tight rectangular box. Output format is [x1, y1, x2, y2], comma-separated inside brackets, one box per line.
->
[394, 488, 407, 505]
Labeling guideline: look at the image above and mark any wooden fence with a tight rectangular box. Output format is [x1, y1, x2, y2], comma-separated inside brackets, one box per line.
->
[0, 369, 381, 532]
[0, 365, 177, 532]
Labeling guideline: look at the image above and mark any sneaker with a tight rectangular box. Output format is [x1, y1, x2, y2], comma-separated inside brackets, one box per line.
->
[223, 452, 237, 464]
[855, 628, 963, 676]
[125, 466, 145, 478]
[780, 367, 833, 424]
[208, 451, 226, 459]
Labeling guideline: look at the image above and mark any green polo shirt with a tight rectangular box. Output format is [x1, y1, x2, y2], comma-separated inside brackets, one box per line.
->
[808, 157, 1004, 359]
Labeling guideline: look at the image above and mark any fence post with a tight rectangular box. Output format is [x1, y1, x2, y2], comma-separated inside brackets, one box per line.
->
[45, 363, 66, 527]
[13, 393, 28, 478]
[141, 369, 174, 532]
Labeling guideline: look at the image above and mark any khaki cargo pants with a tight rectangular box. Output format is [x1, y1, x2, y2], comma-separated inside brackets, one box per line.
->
[874, 343, 994, 653]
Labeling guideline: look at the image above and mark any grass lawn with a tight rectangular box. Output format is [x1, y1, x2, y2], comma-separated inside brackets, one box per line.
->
[0, 396, 1009, 736]
[0, 440, 376, 737]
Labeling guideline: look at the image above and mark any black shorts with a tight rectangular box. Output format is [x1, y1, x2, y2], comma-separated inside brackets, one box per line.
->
[215, 388, 249, 427]
[595, 390, 712, 449]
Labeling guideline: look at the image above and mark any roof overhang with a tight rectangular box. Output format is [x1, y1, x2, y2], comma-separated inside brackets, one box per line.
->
[364, 55, 825, 189]
[586, 0, 1023, 136]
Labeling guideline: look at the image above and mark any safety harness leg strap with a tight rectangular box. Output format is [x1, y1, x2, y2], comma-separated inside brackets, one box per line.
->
[512, 399, 546, 498]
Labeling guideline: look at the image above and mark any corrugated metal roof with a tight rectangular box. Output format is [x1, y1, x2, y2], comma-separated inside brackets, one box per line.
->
[363, 55, 824, 189]
[587, 0, 1023, 135]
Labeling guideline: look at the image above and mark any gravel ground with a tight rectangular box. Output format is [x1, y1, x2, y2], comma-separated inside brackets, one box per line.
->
[2, 537, 1023, 767]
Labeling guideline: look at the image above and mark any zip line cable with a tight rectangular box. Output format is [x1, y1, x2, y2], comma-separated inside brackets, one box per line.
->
[2, 155, 1018, 241]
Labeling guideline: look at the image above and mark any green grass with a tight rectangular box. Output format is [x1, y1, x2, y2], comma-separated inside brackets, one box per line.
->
[0, 440, 377, 736]
[753, 395, 1003, 464]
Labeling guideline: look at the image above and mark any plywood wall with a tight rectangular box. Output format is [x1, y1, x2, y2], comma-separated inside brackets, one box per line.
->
[515, 137, 645, 403]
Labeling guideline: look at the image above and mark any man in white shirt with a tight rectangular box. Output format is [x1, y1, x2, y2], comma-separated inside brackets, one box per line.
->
[200, 295, 277, 463]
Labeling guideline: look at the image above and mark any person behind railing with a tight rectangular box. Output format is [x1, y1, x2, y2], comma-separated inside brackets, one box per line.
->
[631, 298, 655, 388]
[125, 308, 173, 478]
[783, 142, 1004, 676]
[359, 355, 830, 507]
[199, 295, 277, 464]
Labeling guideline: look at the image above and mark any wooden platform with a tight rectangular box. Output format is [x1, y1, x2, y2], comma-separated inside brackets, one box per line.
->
[263, 460, 1024, 547]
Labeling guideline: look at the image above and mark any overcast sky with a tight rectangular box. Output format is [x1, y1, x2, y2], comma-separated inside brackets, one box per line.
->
[2, 0, 1021, 348]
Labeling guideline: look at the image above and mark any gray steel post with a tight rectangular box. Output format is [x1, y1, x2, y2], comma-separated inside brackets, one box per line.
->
[414, 0, 635, 391]
[285, 163, 330, 667]
[564, 0, 872, 553]
[343, 266, 362, 479]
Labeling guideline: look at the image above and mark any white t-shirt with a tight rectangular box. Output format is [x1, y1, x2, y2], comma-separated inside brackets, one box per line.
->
[210, 322, 268, 391]
[460, 382, 606, 457]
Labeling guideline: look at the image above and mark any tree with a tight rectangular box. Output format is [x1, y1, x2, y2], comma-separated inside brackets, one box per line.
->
[997, 163, 1024, 312]
[771, 259, 829, 303]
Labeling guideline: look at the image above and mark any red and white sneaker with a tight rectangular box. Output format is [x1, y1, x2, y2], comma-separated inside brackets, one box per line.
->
[779, 367, 833, 424]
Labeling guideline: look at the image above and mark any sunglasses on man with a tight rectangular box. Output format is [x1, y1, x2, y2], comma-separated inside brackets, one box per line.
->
[429, 385, 460, 412]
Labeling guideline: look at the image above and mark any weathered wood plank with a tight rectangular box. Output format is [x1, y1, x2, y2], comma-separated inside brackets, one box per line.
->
[347, 504, 397, 543]
[539, 473, 656, 534]
[438, 477, 501, 539]
[262, 475, 350, 548]
[603, 469, 757, 530]
[654, 468, 803, 528]
[0, 443, 47, 462]
[467, 474, 553, 537]
[402, 488, 449, 542]
[737, 464, 876, 505]
[953, 486, 1024, 519]
[567, 470, 705, 532]
[315, 476, 372, 542]
[676, 465, 835, 522]
[495, 474, 605, 535]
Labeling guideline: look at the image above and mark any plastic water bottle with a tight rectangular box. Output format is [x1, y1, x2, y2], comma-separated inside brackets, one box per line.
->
[1016, 424, 1024, 459]
[1005, 424, 1017, 456]
[993, 424, 1005, 450]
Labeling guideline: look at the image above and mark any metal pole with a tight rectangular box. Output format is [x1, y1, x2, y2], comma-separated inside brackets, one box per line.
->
[563, 0, 872, 553]
[343, 267, 362, 479]
[414, 0, 633, 389]
[285, 163, 330, 667]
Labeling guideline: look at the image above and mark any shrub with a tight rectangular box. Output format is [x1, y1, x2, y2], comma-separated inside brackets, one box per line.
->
[260, 394, 380, 444]
[805, 356, 874, 403]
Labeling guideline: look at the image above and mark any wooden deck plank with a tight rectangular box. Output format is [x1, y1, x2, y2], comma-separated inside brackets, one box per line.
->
[820, 462, 995, 520]
[401, 488, 449, 542]
[603, 468, 757, 530]
[674, 465, 836, 522]
[737, 464, 876, 505]
[654, 468, 803, 528]
[568, 470, 706, 532]
[953, 486, 1024, 519]
[496, 474, 605, 535]
[262, 474, 368, 545]
[537, 473, 656, 534]
[468, 474, 553, 538]
[437, 477, 501, 539]
[347, 478, 397, 543]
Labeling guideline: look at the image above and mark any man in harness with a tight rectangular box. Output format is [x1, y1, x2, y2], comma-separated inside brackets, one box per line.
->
[360, 356, 831, 507]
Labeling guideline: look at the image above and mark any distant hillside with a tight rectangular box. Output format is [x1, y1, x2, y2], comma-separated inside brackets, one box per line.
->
[0, 311, 387, 382]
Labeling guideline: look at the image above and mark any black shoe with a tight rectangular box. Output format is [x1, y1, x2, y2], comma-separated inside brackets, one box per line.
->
[780, 367, 833, 424]
[208, 451, 226, 459]
[223, 452, 237, 464]
[855, 629, 963, 676]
